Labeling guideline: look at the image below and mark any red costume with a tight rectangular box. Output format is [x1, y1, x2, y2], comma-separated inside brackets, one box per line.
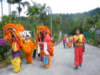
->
[73, 34, 85, 66]
[37, 25, 53, 68]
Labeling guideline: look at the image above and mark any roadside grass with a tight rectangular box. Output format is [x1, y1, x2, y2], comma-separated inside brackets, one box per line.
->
[0, 55, 12, 68]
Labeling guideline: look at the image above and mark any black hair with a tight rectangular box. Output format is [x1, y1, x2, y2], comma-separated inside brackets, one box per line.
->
[26, 35, 29, 37]
[12, 35, 15, 38]
[40, 32, 44, 42]
[38, 37, 40, 42]
[76, 29, 80, 31]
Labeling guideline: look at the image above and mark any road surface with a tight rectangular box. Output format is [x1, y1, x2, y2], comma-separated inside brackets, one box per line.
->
[0, 42, 100, 75]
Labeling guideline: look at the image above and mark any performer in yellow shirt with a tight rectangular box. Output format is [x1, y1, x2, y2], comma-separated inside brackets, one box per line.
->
[73, 29, 85, 70]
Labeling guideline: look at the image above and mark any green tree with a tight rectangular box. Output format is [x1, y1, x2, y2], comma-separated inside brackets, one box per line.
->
[10, 11, 17, 22]
[2, 15, 11, 25]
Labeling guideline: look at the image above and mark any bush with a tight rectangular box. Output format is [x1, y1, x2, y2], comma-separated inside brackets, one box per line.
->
[53, 33, 60, 43]
[89, 31, 99, 45]
[0, 44, 11, 60]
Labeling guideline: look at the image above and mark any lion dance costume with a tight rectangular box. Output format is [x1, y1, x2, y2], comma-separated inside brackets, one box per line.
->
[3, 23, 35, 72]
[3, 23, 25, 72]
[37, 25, 54, 68]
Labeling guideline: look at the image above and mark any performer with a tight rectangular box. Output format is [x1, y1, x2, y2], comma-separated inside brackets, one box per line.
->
[37, 26, 52, 68]
[43, 30, 52, 68]
[3, 23, 35, 72]
[3, 24, 24, 73]
[62, 36, 67, 48]
[10, 35, 21, 73]
[24, 35, 35, 64]
[33, 39, 38, 59]
[73, 29, 85, 69]
[39, 31, 44, 62]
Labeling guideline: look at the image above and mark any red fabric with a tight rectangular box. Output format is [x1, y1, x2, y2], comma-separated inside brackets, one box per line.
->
[43, 29, 47, 34]
[39, 43, 44, 62]
[67, 42, 72, 47]
[48, 49, 52, 56]
[62, 37, 66, 42]
[44, 35, 51, 44]
[40, 50, 43, 62]
[75, 46, 84, 65]
[73, 38, 75, 42]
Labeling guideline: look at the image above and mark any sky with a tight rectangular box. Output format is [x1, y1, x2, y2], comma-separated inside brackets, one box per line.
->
[0, 0, 100, 17]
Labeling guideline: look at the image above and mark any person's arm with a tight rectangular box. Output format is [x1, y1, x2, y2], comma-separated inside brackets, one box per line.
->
[73, 37, 75, 43]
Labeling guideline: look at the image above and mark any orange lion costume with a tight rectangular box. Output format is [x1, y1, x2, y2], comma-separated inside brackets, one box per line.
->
[3, 23, 35, 64]
[24, 39, 35, 64]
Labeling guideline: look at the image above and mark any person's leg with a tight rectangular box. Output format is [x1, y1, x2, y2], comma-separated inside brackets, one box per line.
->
[51, 46, 54, 56]
[40, 50, 43, 62]
[25, 53, 28, 63]
[38, 53, 40, 57]
[75, 47, 80, 69]
[11, 57, 21, 73]
[29, 54, 33, 63]
[45, 55, 51, 68]
[33, 49, 36, 58]
[79, 47, 84, 66]
[73, 43, 75, 48]
[63, 42, 66, 48]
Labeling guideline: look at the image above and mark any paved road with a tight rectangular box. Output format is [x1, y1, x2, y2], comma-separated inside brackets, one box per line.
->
[0, 42, 100, 75]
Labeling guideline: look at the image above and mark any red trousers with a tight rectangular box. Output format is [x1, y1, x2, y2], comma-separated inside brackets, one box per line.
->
[75, 46, 84, 66]
[40, 50, 43, 62]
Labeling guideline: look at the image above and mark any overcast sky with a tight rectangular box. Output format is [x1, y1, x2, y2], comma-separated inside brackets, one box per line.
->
[0, 0, 100, 17]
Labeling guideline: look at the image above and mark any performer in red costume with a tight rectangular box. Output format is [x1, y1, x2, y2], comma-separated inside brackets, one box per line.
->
[73, 29, 85, 70]
[43, 30, 52, 68]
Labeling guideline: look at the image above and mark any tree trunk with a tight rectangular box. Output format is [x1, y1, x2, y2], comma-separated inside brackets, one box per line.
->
[1, 0, 3, 35]
[8, 3, 11, 16]
[18, 4, 20, 24]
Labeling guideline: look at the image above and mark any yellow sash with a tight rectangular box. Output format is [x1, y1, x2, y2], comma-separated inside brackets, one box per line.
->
[12, 42, 17, 52]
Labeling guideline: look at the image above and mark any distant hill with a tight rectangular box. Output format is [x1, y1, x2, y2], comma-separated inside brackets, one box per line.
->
[52, 8, 100, 35]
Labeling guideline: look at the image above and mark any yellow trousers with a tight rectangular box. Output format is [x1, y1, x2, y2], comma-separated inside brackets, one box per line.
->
[11, 57, 21, 73]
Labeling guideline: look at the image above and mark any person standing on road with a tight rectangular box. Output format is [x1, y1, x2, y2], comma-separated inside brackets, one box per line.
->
[73, 29, 85, 70]
[62, 36, 67, 48]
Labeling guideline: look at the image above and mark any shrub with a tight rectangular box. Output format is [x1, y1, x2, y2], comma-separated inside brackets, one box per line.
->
[0, 44, 11, 60]
[53, 33, 60, 43]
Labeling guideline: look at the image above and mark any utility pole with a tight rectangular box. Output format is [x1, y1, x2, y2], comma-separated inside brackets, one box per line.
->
[50, 10, 52, 37]
[47, 7, 53, 36]
[49, 8, 52, 36]
[1, 0, 3, 24]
